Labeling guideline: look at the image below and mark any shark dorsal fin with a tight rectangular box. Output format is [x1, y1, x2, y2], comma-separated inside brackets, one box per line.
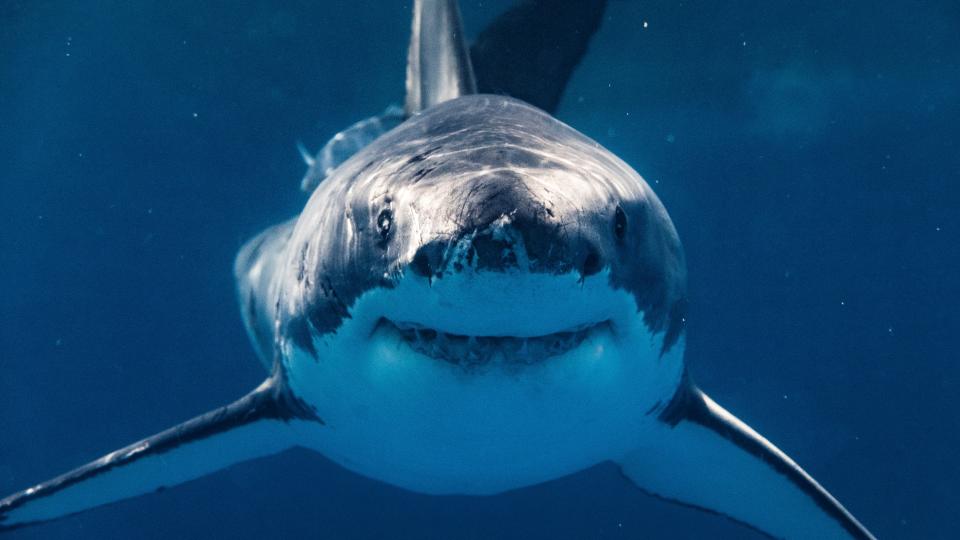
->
[404, 0, 477, 116]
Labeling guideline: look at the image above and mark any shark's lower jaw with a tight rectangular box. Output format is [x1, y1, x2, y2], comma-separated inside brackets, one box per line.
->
[379, 318, 610, 368]
[284, 276, 688, 496]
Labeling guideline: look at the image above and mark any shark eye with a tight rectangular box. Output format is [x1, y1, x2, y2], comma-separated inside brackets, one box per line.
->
[377, 209, 393, 240]
[614, 206, 627, 240]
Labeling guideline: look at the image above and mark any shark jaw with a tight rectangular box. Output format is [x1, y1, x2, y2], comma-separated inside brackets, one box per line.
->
[378, 318, 611, 371]
[282, 269, 685, 495]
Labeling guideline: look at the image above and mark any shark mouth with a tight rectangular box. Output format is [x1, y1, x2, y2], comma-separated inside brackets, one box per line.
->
[381, 319, 609, 368]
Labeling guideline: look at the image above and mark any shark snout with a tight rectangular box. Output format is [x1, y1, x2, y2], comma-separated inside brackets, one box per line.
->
[408, 182, 605, 279]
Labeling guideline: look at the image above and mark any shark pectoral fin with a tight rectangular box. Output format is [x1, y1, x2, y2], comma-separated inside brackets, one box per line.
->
[0, 376, 320, 531]
[301, 105, 405, 192]
[617, 383, 875, 540]
[296, 140, 316, 167]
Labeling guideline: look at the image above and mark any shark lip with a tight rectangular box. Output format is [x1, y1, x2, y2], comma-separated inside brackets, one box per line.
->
[379, 318, 609, 368]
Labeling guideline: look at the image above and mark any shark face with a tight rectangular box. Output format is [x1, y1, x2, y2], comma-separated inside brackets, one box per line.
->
[269, 96, 688, 493]
[279, 95, 686, 361]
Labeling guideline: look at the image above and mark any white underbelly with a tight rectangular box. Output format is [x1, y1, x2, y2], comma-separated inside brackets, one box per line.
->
[285, 324, 683, 495]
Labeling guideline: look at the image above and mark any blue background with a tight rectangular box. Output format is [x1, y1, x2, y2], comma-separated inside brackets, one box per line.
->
[2, 1, 957, 538]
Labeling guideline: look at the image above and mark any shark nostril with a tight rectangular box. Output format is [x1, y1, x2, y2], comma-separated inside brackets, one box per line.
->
[581, 249, 602, 277]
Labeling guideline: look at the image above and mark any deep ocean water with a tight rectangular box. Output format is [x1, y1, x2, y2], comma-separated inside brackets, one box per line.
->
[1, 1, 958, 538]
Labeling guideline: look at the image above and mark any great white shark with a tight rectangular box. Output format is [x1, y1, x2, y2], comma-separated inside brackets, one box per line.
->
[0, 1, 876, 538]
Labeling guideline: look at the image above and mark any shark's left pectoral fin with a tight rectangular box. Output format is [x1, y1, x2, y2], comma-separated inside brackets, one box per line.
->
[0, 376, 320, 531]
[617, 382, 875, 540]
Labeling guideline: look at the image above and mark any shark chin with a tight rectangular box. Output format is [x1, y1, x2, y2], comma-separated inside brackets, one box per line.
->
[282, 270, 684, 495]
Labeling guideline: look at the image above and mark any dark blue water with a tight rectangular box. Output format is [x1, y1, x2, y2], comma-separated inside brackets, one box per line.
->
[2, 1, 957, 538]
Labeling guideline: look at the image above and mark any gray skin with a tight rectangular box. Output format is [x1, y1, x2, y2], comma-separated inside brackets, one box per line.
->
[242, 94, 687, 367]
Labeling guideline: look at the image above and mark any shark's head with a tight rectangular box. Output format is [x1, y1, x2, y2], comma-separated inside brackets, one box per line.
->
[277, 95, 689, 493]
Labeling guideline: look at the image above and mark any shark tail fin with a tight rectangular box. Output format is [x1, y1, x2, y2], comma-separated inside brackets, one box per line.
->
[405, 0, 477, 115]
[0, 375, 320, 532]
[470, 0, 608, 114]
[617, 381, 875, 539]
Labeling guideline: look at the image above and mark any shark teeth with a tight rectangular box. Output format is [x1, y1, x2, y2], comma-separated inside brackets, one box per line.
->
[386, 319, 603, 367]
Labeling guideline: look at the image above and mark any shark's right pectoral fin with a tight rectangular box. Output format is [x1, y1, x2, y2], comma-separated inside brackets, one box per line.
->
[0, 375, 320, 532]
[299, 105, 406, 192]
[617, 382, 875, 540]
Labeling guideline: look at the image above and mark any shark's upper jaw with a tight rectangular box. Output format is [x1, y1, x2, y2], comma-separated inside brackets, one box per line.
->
[379, 317, 611, 369]
[360, 210, 627, 371]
